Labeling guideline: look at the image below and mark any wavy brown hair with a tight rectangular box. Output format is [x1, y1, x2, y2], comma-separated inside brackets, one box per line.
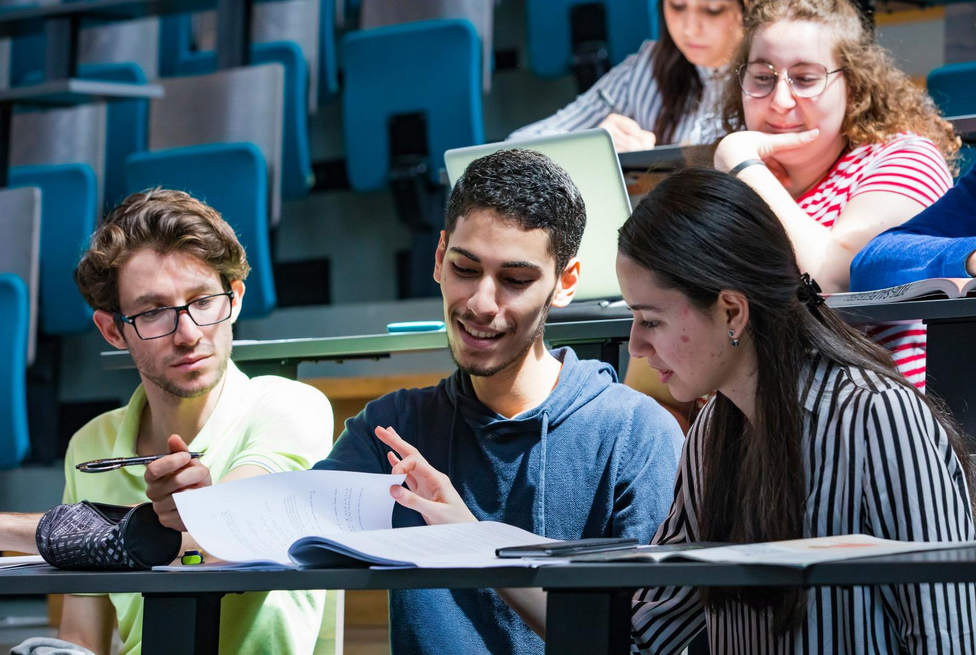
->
[721, 0, 960, 172]
[75, 188, 250, 313]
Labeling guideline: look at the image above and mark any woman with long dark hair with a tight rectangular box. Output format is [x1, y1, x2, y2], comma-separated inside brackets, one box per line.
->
[622, 168, 974, 652]
[508, 0, 744, 151]
[373, 167, 976, 653]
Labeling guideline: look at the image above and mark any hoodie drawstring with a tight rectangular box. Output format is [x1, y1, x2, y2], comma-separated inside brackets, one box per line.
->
[537, 410, 549, 537]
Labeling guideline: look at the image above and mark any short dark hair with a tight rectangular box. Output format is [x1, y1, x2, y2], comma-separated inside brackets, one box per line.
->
[445, 149, 586, 273]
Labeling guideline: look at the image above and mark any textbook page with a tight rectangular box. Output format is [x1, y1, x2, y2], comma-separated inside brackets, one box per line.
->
[0, 555, 47, 570]
[174, 470, 405, 566]
[669, 534, 976, 567]
[289, 521, 558, 569]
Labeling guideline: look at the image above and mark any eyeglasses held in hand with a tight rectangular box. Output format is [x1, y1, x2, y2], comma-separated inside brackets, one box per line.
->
[115, 291, 234, 340]
[738, 62, 845, 99]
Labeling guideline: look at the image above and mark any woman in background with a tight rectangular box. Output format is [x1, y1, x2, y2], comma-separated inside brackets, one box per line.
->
[713, 0, 959, 390]
[508, 0, 744, 151]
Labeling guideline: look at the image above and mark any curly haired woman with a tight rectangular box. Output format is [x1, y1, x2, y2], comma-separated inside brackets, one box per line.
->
[713, 0, 960, 391]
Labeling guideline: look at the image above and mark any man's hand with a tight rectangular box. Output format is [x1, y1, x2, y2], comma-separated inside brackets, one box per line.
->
[967, 250, 976, 277]
[144, 435, 211, 531]
[373, 426, 477, 525]
[598, 113, 656, 152]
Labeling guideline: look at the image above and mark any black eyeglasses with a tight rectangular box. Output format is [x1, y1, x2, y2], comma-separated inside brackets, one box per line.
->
[116, 291, 235, 340]
[738, 62, 845, 99]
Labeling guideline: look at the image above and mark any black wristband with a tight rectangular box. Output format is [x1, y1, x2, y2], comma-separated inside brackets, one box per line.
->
[729, 158, 766, 177]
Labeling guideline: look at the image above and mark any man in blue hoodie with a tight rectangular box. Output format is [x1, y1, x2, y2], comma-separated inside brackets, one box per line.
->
[315, 148, 684, 654]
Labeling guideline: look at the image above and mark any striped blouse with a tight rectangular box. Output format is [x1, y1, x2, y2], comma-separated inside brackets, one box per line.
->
[507, 40, 729, 146]
[631, 356, 975, 654]
[798, 134, 953, 392]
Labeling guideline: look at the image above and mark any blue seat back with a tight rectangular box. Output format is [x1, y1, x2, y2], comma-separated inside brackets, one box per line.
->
[159, 14, 195, 77]
[342, 19, 483, 191]
[10, 32, 44, 87]
[9, 164, 97, 336]
[77, 62, 149, 211]
[526, 0, 658, 78]
[927, 61, 976, 117]
[126, 142, 277, 319]
[0, 273, 30, 469]
[169, 41, 313, 200]
[319, 0, 340, 103]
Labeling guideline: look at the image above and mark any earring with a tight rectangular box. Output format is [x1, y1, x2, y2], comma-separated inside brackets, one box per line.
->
[728, 329, 739, 348]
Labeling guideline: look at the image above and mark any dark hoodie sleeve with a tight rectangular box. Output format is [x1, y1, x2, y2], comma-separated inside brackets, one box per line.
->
[311, 391, 402, 474]
[611, 393, 684, 542]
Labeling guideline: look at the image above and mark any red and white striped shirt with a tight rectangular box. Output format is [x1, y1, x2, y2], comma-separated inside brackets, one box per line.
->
[797, 134, 953, 390]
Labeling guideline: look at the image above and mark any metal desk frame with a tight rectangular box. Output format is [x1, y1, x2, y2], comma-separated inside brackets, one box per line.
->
[4, 545, 976, 655]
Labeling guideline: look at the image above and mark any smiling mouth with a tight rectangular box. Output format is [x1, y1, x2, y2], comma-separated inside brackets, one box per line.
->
[459, 321, 504, 340]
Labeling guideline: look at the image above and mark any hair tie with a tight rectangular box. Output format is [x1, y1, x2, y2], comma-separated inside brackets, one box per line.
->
[798, 273, 825, 310]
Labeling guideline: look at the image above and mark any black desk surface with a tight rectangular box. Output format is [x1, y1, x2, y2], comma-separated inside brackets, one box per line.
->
[5, 545, 976, 595]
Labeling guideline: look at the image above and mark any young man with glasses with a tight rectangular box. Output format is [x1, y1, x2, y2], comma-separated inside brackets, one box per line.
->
[0, 189, 337, 655]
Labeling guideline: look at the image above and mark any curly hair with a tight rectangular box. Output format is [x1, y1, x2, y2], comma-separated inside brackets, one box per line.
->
[74, 188, 250, 313]
[721, 0, 960, 173]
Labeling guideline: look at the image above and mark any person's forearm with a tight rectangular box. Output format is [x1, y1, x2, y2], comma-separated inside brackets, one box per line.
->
[0, 512, 43, 554]
[496, 587, 548, 639]
[736, 166, 843, 290]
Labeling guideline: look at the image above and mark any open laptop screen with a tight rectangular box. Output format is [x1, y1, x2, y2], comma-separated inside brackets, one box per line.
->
[444, 129, 632, 302]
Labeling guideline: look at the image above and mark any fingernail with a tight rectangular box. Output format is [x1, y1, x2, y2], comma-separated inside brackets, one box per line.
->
[390, 486, 402, 498]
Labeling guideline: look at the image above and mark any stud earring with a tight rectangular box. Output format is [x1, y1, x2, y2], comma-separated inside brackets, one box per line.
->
[728, 329, 739, 348]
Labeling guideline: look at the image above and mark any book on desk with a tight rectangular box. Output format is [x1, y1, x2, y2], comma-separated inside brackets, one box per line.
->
[165, 470, 556, 570]
[826, 277, 976, 307]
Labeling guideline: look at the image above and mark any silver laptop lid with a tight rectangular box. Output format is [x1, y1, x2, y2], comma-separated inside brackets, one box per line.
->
[444, 128, 631, 302]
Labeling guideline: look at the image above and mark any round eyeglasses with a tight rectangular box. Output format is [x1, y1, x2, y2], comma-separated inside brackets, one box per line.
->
[738, 62, 845, 99]
[115, 290, 234, 340]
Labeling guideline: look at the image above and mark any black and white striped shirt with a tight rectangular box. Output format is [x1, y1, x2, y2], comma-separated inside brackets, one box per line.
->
[631, 356, 976, 654]
[507, 40, 729, 146]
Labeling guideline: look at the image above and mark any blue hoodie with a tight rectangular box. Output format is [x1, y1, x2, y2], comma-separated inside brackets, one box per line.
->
[851, 166, 976, 290]
[315, 347, 683, 655]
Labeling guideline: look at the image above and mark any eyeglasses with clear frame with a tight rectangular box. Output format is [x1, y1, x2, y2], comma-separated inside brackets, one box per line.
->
[737, 62, 845, 99]
[115, 290, 235, 340]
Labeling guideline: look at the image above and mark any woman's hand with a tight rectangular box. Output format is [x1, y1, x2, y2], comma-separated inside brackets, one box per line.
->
[714, 129, 819, 188]
[598, 113, 657, 152]
[373, 426, 477, 525]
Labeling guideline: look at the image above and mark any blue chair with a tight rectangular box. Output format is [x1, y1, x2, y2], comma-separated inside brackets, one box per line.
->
[526, 0, 657, 86]
[319, 0, 340, 104]
[77, 62, 149, 211]
[0, 273, 30, 469]
[342, 19, 483, 191]
[167, 41, 314, 201]
[8, 164, 97, 336]
[927, 61, 976, 117]
[126, 143, 277, 319]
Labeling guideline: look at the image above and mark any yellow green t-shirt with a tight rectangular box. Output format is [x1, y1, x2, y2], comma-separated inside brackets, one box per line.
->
[62, 361, 338, 655]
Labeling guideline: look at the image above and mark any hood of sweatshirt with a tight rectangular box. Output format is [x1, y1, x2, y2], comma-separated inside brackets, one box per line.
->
[441, 347, 620, 536]
[444, 346, 618, 439]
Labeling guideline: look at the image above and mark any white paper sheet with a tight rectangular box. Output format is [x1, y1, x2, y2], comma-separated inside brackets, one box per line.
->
[311, 521, 556, 568]
[681, 534, 976, 567]
[174, 470, 405, 565]
[0, 555, 47, 570]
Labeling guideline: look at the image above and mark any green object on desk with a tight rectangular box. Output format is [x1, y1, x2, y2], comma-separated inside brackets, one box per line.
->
[181, 550, 203, 566]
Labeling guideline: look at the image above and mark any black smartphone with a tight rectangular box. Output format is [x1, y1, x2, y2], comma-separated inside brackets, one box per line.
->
[496, 537, 639, 558]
